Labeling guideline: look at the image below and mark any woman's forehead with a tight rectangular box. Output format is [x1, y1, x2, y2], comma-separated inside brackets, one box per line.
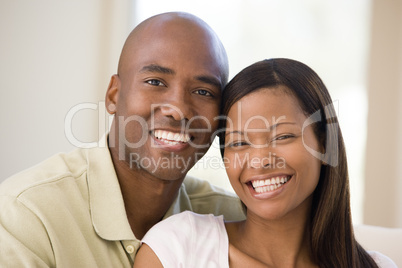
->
[226, 87, 304, 127]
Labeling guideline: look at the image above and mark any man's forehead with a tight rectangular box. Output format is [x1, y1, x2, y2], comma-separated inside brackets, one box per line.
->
[118, 15, 209, 71]
[139, 12, 206, 31]
[134, 12, 209, 40]
[117, 12, 228, 85]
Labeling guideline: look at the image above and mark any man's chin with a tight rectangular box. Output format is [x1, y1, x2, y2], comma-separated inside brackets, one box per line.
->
[129, 157, 195, 181]
[144, 167, 190, 182]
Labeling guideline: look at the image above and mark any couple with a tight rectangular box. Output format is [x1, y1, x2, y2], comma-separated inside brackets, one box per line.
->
[0, 11, 395, 267]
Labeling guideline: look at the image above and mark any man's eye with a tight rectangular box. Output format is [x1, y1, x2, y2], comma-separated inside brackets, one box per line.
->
[146, 79, 165, 86]
[195, 89, 212, 96]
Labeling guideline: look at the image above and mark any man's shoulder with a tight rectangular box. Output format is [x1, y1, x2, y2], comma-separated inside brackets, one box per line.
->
[182, 175, 238, 199]
[0, 148, 88, 197]
[182, 176, 246, 221]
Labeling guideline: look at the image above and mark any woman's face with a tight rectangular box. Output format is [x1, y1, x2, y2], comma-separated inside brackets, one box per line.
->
[224, 86, 322, 221]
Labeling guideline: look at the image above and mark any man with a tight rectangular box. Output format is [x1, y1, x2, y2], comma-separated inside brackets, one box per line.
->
[0, 12, 245, 267]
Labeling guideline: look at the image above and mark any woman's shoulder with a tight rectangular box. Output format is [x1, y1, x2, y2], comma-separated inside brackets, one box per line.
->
[159, 210, 223, 227]
[181, 210, 224, 225]
[141, 211, 228, 267]
[368, 251, 398, 268]
[142, 211, 225, 247]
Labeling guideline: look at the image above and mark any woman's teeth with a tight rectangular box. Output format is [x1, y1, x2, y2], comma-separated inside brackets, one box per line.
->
[251, 176, 290, 193]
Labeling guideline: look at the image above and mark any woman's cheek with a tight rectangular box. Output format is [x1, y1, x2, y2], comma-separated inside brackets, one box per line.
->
[228, 153, 251, 191]
[224, 152, 241, 181]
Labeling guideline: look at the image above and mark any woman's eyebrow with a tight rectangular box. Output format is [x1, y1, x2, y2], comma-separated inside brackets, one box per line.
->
[225, 122, 297, 137]
[269, 122, 296, 130]
[225, 130, 243, 137]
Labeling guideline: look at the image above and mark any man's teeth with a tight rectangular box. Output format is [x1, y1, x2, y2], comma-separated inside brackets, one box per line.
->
[251, 176, 289, 193]
[154, 130, 190, 144]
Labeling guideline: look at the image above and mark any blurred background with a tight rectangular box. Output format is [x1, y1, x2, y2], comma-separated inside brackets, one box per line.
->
[0, 0, 401, 228]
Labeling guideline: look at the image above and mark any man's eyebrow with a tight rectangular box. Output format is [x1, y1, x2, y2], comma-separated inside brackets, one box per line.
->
[139, 64, 175, 75]
[196, 75, 222, 89]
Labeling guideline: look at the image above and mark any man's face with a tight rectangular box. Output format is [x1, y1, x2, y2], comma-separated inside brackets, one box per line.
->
[108, 20, 226, 181]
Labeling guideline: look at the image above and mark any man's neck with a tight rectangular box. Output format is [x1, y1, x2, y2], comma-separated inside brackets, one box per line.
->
[109, 147, 184, 239]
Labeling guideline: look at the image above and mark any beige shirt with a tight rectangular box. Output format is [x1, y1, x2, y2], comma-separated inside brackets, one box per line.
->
[0, 147, 245, 267]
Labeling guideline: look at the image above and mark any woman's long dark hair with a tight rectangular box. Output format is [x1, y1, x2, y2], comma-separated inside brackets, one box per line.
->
[219, 59, 378, 268]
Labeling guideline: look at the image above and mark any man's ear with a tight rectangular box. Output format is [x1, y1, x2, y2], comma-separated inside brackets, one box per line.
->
[105, 74, 120, 114]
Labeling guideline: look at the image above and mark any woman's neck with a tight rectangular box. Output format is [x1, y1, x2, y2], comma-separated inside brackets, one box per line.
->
[226, 204, 318, 268]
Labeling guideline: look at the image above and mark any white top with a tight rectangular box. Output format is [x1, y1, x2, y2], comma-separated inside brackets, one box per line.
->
[142, 211, 397, 268]
[142, 211, 228, 267]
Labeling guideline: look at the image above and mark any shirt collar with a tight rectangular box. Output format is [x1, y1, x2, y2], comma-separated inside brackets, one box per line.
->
[163, 183, 193, 220]
[85, 146, 192, 241]
[86, 147, 135, 241]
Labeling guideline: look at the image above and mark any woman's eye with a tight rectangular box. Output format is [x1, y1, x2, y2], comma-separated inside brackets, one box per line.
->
[273, 134, 294, 141]
[146, 79, 165, 86]
[227, 141, 248, 148]
[195, 89, 212, 96]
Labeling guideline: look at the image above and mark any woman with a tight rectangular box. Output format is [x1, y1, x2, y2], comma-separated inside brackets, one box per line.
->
[133, 59, 396, 267]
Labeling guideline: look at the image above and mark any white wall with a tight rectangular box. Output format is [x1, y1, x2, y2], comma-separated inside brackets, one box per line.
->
[364, 0, 402, 228]
[0, 0, 131, 181]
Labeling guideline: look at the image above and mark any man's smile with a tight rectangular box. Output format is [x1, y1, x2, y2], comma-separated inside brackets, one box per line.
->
[152, 129, 192, 145]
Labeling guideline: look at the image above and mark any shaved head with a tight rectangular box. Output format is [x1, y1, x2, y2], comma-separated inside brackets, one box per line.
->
[106, 12, 229, 180]
[117, 12, 229, 86]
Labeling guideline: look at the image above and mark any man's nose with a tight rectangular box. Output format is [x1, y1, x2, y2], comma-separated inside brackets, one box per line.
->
[159, 88, 194, 121]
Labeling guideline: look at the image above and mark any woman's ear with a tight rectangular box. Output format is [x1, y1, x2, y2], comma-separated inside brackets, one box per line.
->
[105, 74, 120, 114]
